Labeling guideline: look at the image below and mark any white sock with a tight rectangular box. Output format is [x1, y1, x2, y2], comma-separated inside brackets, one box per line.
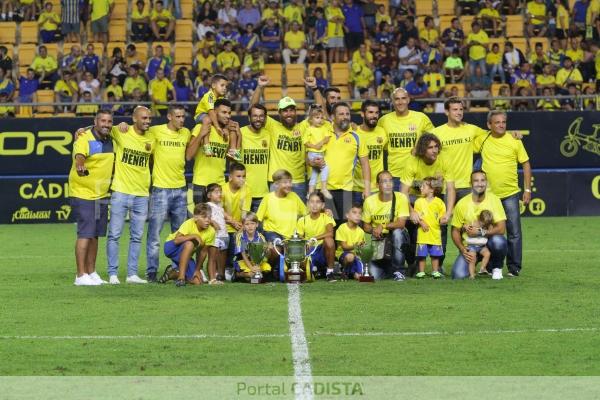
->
[326, 268, 333, 274]
[1, 13, 6, 19]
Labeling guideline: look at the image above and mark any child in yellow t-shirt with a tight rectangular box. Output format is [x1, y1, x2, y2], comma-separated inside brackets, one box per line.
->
[335, 204, 366, 280]
[303, 104, 333, 199]
[414, 177, 446, 279]
[233, 212, 272, 282]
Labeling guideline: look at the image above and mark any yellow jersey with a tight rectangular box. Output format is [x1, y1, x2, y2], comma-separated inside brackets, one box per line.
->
[377, 110, 434, 178]
[149, 123, 191, 189]
[195, 54, 216, 74]
[89, 0, 113, 21]
[150, 8, 173, 28]
[216, 51, 241, 71]
[362, 192, 410, 234]
[452, 191, 507, 245]
[414, 196, 446, 245]
[419, 27, 439, 45]
[296, 213, 336, 245]
[325, 6, 344, 39]
[334, 222, 365, 257]
[191, 125, 228, 186]
[54, 80, 77, 96]
[324, 128, 368, 191]
[283, 4, 303, 24]
[303, 123, 333, 154]
[353, 126, 387, 193]
[68, 129, 115, 200]
[221, 182, 251, 233]
[123, 76, 148, 95]
[166, 218, 216, 246]
[423, 72, 445, 94]
[38, 12, 60, 30]
[110, 126, 153, 197]
[265, 116, 307, 184]
[466, 30, 489, 60]
[473, 133, 529, 199]
[284, 30, 306, 50]
[194, 89, 223, 120]
[555, 67, 583, 87]
[432, 122, 488, 190]
[401, 155, 454, 196]
[240, 126, 271, 198]
[527, 1, 546, 24]
[30, 56, 57, 73]
[148, 78, 173, 110]
[256, 192, 307, 238]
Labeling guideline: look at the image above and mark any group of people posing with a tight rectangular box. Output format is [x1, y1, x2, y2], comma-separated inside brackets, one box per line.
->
[68, 74, 531, 286]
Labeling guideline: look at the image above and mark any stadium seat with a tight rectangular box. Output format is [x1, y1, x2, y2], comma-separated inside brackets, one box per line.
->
[331, 63, 349, 86]
[107, 42, 126, 57]
[445, 83, 465, 97]
[0, 22, 17, 45]
[308, 63, 327, 79]
[506, 15, 524, 37]
[175, 20, 194, 40]
[439, 16, 454, 33]
[20, 21, 39, 44]
[111, 0, 128, 20]
[469, 106, 490, 112]
[285, 86, 306, 110]
[109, 20, 127, 42]
[530, 38, 549, 53]
[174, 42, 194, 65]
[49, 0, 61, 14]
[181, 0, 193, 17]
[56, 112, 76, 117]
[264, 64, 283, 86]
[285, 64, 306, 87]
[338, 86, 350, 101]
[491, 83, 509, 96]
[416, 0, 433, 16]
[510, 37, 528, 55]
[18, 44, 37, 66]
[44, 43, 59, 59]
[88, 42, 106, 56]
[36, 90, 55, 113]
[33, 112, 55, 117]
[437, 0, 455, 16]
[17, 104, 33, 118]
[264, 86, 283, 110]
[152, 42, 172, 57]
[488, 38, 506, 53]
[460, 16, 475, 35]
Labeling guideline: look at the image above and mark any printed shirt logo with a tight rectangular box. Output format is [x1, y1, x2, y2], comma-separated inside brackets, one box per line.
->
[376, 136, 384, 144]
[408, 123, 416, 132]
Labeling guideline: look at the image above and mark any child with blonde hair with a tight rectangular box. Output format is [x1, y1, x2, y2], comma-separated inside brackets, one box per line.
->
[303, 104, 333, 199]
[467, 210, 494, 278]
[414, 177, 446, 279]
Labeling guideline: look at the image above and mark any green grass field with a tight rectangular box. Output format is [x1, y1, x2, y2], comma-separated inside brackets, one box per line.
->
[1, 217, 599, 377]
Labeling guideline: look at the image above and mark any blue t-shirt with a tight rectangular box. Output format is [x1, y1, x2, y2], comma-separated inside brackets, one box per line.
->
[173, 81, 193, 101]
[315, 18, 327, 40]
[342, 3, 364, 33]
[18, 77, 39, 101]
[375, 32, 394, 45]
[316, 77, 328, 91]
[216, 31, 240, 45]
[238, 78, 257, 94]
[146, 56, 172, 81]
[441, 28, 464, 49]
[261, 26, 280, 50]
[238, 33, 259, 50]
[405, 81, 427, 111]
[78, 54, 100, 77]
[0, 78, 15, 96]
[573, 0, 588, 23]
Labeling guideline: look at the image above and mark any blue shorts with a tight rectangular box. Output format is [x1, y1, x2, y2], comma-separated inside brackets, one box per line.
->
[71, 197, 109, 238]
[416, 244, 444, 258]
[339, 251, 363, 276]
[263, 231, 283, 243]
[163, 240, 196, 281]
[194, 112, 207, 123]
[309, 245, 327, 270]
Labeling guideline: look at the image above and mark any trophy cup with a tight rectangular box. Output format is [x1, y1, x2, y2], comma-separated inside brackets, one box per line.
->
[247, 241, 268, 284]
[273, 232, 318, 283]
[356, 242, 375, 283]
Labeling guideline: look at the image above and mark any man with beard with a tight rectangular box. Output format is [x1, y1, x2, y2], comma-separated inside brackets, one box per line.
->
[322, 87, 341, 120]
[187, 99, 240, 205]
[353, 100, 387, 205]
[240, 103, 271, 212]
[69, 110, 115, 286]
[250, 75, 326, 200]
[377, 87, 434, 191]
[106, 106, 154, 284]
[451, 170, 508, 280]
[323, 102, 371, 224]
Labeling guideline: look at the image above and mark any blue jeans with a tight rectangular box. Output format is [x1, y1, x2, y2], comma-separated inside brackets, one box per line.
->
[146, 187, 188, 275]
[107, 191, 149, 277]
[369, 229, 408, 280]
[452, 235, 507, 279]
[469, 58, 487, 76]
[162, 0, 181, 18]
[501, 193, 522, 274]
[488, 63, 504, 82]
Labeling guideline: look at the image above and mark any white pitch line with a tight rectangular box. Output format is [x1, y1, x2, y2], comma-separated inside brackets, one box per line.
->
[1, 327, 598, 341]
[287, 283, 313, 400]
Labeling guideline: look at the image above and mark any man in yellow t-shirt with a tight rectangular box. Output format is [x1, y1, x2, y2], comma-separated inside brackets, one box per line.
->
[451, 170, 508, 280]
[89, 0, 113, 45]
[106, 106, 154, 285]
[150, 0, 174, 41]
[465, 21, 489, 76]
[144, 105, 192, 282]
[377, 87, 434, 190]
[38, 2, 61, 43]
[555, 57, 583, 93]
[131, 0, 150, 42]
[283, 21, 307, 64]
[30, 45, 58, 85]
[362, 170, 410, 280]
[325, 0, 345, 62]
[148, 67, 176, 116]
[216, 41, 241, 73]
[123, 65, 148, 98]
[69, 110, 115, 286]
[473, 110, 531, 277]
[526, 0, 547, 37]
[283, 0, 303, 26]
[240, 104, 271, 211]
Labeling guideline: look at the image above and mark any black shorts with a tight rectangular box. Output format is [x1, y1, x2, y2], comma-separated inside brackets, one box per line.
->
[71, 197, 109, 238]
[344, 32, 364, 51]
[193, 184, 207, 205]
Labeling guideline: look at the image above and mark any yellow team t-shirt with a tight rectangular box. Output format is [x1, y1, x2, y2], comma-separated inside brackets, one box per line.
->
[38, 12, 60, 30]
[195, 54, 216, 74]
[265, 116, 307, 184]
[131, 5, 149, 20]
[555, 67, 583, 86]
[55, 80, 76, 96]
[110, 126, 153, 197]
[486, 51, 502, 65]
[30, 56, 57, 73]
[324, 128, 368, 191]
[557, 4, 568, 29]
[467, 31, 489, 61]
[527, 1, 546, 25]
[148, 78, 174, 110]
[423, 72, 445, 94]
[325, 6, 344, 39]
[105, 84, 123, 99]
[256, 192, 307, 238]
[123, 76, 148, 95]
[296, 213, 336, 245]
[221, 182, 251, 233]
[478, 7, 500, 20]
[414, 196, 446, 245]
[401, 155, 454, 196]
[216, 51, 241, 71]
[240, 126, 271, 198]
[194, 89, 222, 120]
[473, 133, 529, 199]
[89, 0, 113, 21]
[419, 28, 439, 45]
[166, 218, 216, 247]
[377, 110, 434, 178]
[303, 124, 333, 154]
[283, 4, 303, 24]
[353, 126, 387, 193]
[432, 122, 488, 190]
[149, 123, 191, 189]
[452, 192, 507, 245]
[151, 8, 173, 28]
[284, 30, 306, 50]
[536, 74, 556, 87]
[191, 125, 228, 186]
[587, 0, 600, 25]
[334, 222, 365, 258]
[362, 192, 410, 234]
[68, 130, 115, 200]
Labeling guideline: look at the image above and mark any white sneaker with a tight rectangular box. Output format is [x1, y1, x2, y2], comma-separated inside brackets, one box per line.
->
[200, 270, 208, 283]
[492, 268, 503, 280]
[126, 275, 148, 284]
[89, 272, 107, 284]
[74, 274, 100, 286]
[108, 275, 121, 285]
[225, 268, 234, 282]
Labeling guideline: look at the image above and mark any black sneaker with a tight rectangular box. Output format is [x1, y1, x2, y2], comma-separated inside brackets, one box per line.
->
[326, 272, 337, 282]
[175, 279, 186, 287]
[146, 272, 157, 283]
[507, 271, 519, 277]
[158, 265, 174, 284]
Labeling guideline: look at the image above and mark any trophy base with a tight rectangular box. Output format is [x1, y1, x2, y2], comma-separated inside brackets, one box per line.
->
[250, 276, 264, 284]
[359, 275, 375, 283]
[285, 270, 306, 284]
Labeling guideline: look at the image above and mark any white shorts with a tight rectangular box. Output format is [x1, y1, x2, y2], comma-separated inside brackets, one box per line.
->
[215, 235, 230, 251]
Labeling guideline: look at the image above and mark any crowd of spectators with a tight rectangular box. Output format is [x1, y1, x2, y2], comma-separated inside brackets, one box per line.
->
[1, 0, 600, 118]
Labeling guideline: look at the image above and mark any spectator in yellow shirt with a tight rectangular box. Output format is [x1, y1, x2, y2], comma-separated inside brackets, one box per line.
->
[486, 42, 504, 82]
[478, 0, 502, 37]
[54, 69, 79, 112]
[419, 16, 439, 46]
[216, 41, 241, 73]
[38, 2, 61, 43]
[283, 0, 304, 29]
[30, 45, 59, 88]
[423, 61, 446, 96]
[283, 21, 307, 64]
[149, 67, 176, 116]
[464, 21, 489, 76]
[555, 57, 583, 93]
[123, 65, 148, 98]
[150, 0, 174, 41]
[131, 0, 150, 42]
[325, 0, 345, 62]
[526, 0, 548, 37]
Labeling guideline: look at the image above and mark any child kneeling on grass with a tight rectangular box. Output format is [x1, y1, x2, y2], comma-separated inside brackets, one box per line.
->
[233, 213, 272, 282]
[335, 203, 366, 280]
[414, 177, 446, 279]
[159, 203, 217, 287]
[467, 210, 494, 278]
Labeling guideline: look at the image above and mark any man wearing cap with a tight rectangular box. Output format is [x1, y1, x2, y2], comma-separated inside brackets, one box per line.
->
[250, 75, 326, 200]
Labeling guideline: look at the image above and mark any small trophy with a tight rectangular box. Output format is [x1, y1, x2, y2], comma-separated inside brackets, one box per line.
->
[356, 242, 375, 283]
[273, 232, 318, 284]
[247, 241, 268, 284]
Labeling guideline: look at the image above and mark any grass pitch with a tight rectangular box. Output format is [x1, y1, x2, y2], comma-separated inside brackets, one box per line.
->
[0, 217, 599, 376]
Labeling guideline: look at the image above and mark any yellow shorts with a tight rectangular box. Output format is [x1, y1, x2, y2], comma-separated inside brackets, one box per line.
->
[235, 260, 272, 274]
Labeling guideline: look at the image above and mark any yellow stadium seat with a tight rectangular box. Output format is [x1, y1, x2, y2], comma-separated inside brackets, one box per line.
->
[264, 86, 283, 110]
[174, 41, 193, 64]
[285, 86, 306, 110]
[445, 83, 465, 97]
[49, 0, 61, 14]
[111, 0, 128, 19]
[506, 15, 524, 37]
[285, 64, 305, 87]
[181, 0, 193, 17]
[56, 112, 76, 117]
[175, 20, 194, 40]
[88, 42, 105, 56]
[20, 21, 39, 44]
[308, 63, 327, 78]
[44, 43, 59, 59]
[34, 112, 55, 117]
[264, 64, 283, 86]
[18, 44, 37, 66]
[416, 0, 433, 16]
[36, 90, 55, 113]
[330, 63, 349, 86]
[152, 41, 172, 57]
[107, 42, 126, 57]
[460, 16, 475, 35]
[468, 106, 490, 112]
[437, 0, 455, 16]
[17, 103, 34, 117]
[0, 22, 17, 45]
[110, 20, 127, 42]
[338, 86, 350, 101]
[492, 83, 509, 96]
[488, 38, 505, 53]
[510, 37, 528, 55]
[439, 16, 454, 33]
[530, 37, 549, 54]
